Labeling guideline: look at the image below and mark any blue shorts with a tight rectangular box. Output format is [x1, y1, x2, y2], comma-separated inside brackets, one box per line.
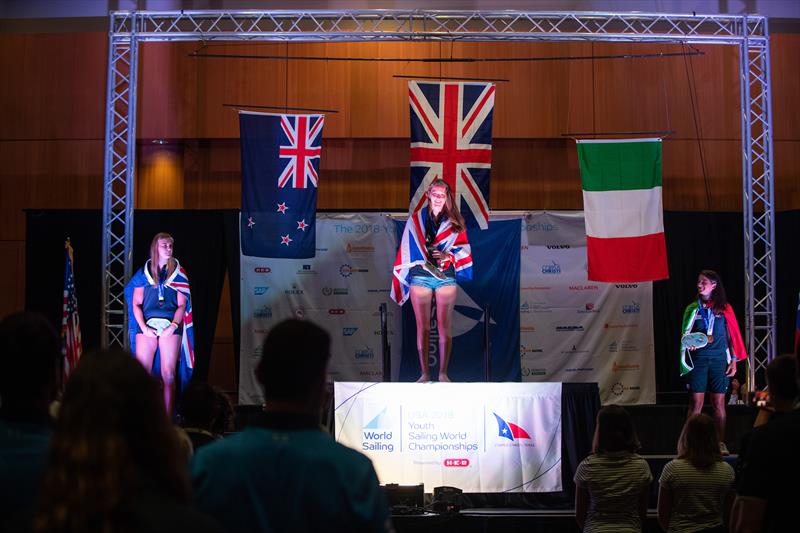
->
[684, 355, 729, 394]
[409, 265, 456, 290]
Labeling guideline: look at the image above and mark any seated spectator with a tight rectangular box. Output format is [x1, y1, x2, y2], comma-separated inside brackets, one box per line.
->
[191, 319, 392, 533]
[180, 382, 235, 451]
[0, 312, 61, 531]
[658, 414, 734, 533]
[731, 350, 800, 533]
[574, 405, 652, 532]
[34, 349, 221, 533]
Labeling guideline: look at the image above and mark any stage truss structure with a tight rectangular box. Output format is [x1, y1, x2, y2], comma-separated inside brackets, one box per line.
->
[102, 10, 775, 390]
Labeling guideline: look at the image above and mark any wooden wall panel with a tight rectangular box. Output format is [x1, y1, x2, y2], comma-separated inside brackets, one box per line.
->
[775, 140, 800, 211]
[771, 34, 800, 141]
[0, 32, 106, 140]
[138, 42, 198, 140]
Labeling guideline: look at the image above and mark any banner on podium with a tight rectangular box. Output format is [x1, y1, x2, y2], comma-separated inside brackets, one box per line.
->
[334, 382, 562, 493]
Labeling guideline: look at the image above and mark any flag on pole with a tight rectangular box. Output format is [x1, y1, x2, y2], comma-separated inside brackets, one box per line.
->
[240, 111, 324, 258]
[61, 239, 82, 381]
[577, 138, 669, 282]
[408, 81, 495, 229]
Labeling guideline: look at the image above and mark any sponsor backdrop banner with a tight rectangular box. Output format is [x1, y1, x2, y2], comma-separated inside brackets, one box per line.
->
[240, 213, 401, 404]
[334, 382, 562, 493]
[515, 212, 656, 404]
[240, 211, 655, 405]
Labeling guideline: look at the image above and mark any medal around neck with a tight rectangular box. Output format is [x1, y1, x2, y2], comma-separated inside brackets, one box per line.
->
[681, 332, 709, 349]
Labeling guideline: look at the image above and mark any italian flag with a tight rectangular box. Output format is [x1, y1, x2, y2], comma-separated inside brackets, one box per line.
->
[577, 138, 669, 282]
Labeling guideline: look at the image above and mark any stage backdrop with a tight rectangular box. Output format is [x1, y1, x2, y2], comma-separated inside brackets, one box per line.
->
[515, 212, 656, 404]
[334, 382, 562, 493]
[239, 213, 400, 404]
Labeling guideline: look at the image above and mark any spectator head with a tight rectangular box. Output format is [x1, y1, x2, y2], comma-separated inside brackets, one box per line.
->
[256, 319, 330, 411]
[180, 381, 235, 434]
[766, 354, 798, 404]
[592, 405, 640, 454]
[0, 312, 60, 422]
[677, 413, 721, 469]
[34, 349, 190, 532]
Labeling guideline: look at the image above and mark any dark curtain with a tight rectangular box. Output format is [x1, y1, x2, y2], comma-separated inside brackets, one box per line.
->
[24, 209, 231, 382]
[24, 209, 800, 393]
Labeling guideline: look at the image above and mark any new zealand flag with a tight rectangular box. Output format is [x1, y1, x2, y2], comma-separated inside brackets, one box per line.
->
[240, 111, 324, 258]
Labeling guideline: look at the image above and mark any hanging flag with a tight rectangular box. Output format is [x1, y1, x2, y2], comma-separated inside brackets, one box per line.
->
[61, 239, 82, 382]
[577, 138, 669, 282]
[240, 111, 324, 258]
[408, 81, 495, 229]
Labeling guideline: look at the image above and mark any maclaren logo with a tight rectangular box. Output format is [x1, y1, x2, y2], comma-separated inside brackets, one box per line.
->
[493, 413, 532, 442]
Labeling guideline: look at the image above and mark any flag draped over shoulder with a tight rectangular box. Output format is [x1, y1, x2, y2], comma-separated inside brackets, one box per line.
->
[390, 208, 473, 306]
[240, 111, 324, 258]
[577, 138, 669, 282]
[408, 81, 494, 229]
[679, 301, 748, 376]
[124, 259, 195, 391]
[61, 239, 82, 381]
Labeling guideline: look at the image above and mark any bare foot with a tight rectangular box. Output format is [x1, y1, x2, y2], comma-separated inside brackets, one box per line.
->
[438, 373, 451, 382]
[416, 373, 431, 383]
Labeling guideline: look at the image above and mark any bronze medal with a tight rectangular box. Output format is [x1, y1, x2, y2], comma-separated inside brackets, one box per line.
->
[707, 335, 714, 343]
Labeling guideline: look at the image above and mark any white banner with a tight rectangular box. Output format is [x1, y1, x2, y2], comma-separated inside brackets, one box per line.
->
[240, 213, 402, 404]
[516, 212, 656, 404]
[334, 382, 562, 493]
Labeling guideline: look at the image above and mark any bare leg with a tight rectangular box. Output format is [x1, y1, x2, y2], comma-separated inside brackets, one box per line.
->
[409, 285, 433, 382]
[434, 285, 457, 382]
[688, 392, 705, 417]
[158, 332, 181, 415]
[709, 392, 727, 443]
[135, 334, 158, 374]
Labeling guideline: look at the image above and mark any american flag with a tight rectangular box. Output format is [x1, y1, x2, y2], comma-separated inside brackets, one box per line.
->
[408, 81, 495, 229]
[61, 239, 82, 381]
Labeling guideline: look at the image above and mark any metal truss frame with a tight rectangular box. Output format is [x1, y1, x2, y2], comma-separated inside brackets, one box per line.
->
[102, 10, 775, 389]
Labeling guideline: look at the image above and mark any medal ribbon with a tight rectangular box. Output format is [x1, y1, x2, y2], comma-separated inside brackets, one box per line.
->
[698, 299, 715, 337]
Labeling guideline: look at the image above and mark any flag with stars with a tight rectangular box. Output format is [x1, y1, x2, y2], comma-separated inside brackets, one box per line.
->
[240, 111, 324, 258]
[61, 238, 82, 383]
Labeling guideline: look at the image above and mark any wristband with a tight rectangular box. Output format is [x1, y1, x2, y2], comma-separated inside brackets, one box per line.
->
[171, 322, 179, 329]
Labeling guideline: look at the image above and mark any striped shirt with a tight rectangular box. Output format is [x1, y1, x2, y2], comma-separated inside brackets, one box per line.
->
[659, 458, 734, 533]
[574, 451, 653, 533]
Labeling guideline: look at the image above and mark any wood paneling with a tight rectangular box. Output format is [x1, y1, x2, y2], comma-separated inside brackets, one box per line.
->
[771, 34, 800, 141]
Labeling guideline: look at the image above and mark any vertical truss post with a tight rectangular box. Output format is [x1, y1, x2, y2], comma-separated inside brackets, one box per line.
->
[741, 18, 776, 390]
[101, 14, 139, 349]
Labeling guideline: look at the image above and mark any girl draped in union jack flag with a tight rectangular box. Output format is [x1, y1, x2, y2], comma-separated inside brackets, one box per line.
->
[131, 233, 187, 414]
[394, 179, 472, 382]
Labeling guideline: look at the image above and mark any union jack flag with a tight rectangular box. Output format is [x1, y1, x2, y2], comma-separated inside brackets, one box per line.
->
[240, 111, 324, 258]
[390, 209, 472, 306]
[61, 239, 82, 382]
[278, 115, 323, 189]
[408, 81, 495, 229]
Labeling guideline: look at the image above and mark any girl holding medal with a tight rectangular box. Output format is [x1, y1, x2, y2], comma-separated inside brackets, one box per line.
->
[679, 270, 747, 454]
[131, 233, 187, 414]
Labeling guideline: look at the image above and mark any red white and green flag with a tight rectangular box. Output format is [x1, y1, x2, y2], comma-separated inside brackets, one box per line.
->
[577, 138, 669, 282]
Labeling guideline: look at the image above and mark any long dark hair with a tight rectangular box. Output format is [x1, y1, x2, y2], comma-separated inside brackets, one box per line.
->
[427, 179, 465, 233]
[677, 413, 722, 469]
[699, 269, 728, 314]
[592, 405, 641, 454]
[35, 349, 190, 533]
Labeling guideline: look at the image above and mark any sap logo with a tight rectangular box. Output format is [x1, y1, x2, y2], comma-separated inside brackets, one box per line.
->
[253, 306, 272, 319]
[254, 267, 272, 273]
[343, 327, 358, 336]
[355, 347, 374, 360]
[546, 245, 570, 249]
[253, 286, 269, 296]
[329, 308, 346, 315]
[541, 261, 561, 274]
[615, 283, 639, 289]
[525, 222, 558, 232]
[443, 459, 470, 467]
[622, 301, 640, 314]
[493, 413, 532, 442]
